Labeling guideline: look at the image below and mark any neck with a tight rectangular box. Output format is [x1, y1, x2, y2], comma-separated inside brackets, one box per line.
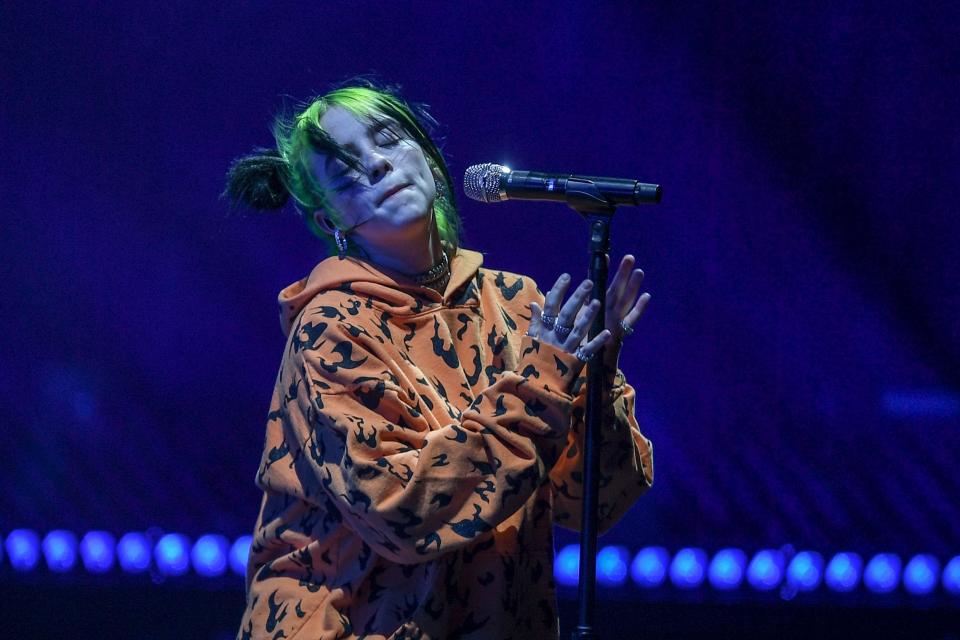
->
[351, 215, 446, 277]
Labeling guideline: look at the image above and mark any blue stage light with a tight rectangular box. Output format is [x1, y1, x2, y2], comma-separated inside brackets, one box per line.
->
[708, 548, 746, 590]
[596, 546, 629, 587]
[155, 533, 190, 577]
[230, 535, 252, 576]
[631, 546, 669, 588]
[555, 544, 580, 587]
[825, 552, 863, 592]
[786, 551, 823, 591]
[943, 556, 960, 595]
[42, 530, 78, 572]
[864, 553, 901, 594]
[79, 531, 115, 573]
[669, 548, 707, 589]
[747, 549, 784, 591]
[5, 529, 40, 571]
[117, 532, 151, 573]
[192, 534, 229, 577]
[903, 554, 939, 595]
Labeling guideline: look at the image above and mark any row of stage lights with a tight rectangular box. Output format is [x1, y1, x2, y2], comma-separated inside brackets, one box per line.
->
[555, 545, 959, 596]
[3, 529, 960, 598]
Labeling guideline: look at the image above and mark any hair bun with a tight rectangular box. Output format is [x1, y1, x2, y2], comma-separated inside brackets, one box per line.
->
[223, 148, 291, 211]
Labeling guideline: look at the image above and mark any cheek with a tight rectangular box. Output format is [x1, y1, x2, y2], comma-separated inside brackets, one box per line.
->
[408, 150, 437, 196]
[325, 192, 366, 227]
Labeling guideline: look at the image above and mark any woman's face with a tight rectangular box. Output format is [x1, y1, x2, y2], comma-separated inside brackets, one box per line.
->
[311, 106, 437, 242]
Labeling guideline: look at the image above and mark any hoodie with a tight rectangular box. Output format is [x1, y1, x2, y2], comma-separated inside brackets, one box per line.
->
[237, 248, 653, 640]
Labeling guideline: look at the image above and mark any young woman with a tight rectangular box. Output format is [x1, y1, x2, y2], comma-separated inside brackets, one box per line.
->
[225, 83, 654, 640]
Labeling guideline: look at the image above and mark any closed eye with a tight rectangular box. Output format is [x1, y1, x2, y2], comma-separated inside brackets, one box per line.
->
[375, 129, 404, 148]
[330, 174, 361, 193]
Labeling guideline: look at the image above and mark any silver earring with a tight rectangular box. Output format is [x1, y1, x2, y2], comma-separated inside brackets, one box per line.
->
[334, 228, 348, 259]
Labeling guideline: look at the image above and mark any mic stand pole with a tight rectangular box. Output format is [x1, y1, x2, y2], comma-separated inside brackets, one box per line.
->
[567, 185, 618, 640]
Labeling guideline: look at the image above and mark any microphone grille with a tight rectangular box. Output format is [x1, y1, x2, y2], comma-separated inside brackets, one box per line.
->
[463, 163, 507, 203]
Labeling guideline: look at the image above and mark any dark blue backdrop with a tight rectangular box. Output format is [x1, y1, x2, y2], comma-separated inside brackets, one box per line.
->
[2, 0, 958, 588]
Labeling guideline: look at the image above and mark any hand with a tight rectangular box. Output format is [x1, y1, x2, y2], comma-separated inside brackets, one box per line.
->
[602, 255, 651, 369]
[528, 274, 612, 368]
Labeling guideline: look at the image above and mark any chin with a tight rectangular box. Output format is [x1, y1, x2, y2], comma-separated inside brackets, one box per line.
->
[368, 202, 433, 237]
[388, 198, 434, 224]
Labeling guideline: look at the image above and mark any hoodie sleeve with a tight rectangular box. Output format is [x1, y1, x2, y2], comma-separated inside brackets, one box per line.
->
[275, 320, 581, 564]
[549, 368, 654, 534]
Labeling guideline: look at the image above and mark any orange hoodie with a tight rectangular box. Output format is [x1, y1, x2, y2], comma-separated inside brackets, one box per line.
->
[238, 248, 653, 640]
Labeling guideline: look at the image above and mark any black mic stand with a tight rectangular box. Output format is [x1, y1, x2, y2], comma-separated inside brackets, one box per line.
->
[563, 179, 652, 640]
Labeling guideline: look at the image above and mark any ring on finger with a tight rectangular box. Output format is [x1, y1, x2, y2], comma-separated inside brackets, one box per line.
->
[554, 323, 573, 339]
[541, 313, 557, 329]
[575, 346, 594, 362]
[619, 320, 634, 336]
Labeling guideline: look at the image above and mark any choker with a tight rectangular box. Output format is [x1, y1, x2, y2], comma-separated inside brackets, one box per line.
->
[411, 251, 451, 286]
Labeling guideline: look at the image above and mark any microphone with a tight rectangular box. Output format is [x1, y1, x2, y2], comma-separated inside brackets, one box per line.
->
[463, 163, 662, 208]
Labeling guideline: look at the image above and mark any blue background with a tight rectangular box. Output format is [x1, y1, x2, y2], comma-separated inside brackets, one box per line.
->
[2, 1, 958, 636]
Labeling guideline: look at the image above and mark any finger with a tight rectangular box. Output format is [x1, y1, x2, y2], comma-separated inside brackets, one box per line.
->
[557, 279, 593, 328]
[606, 254, 635, 307]
[528, 301, 543, 337]
[615, 268, 646, 319]
[579, 329, 612, 358]
[544, 273, 571, 316]
[621, 293, 651, 330]
[565, 298, 601, 349]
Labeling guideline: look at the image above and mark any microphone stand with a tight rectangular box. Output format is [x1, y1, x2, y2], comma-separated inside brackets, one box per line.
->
[566, 183, 619, 640]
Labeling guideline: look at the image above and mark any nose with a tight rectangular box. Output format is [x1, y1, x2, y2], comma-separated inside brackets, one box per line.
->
[364, 150, 392, 184]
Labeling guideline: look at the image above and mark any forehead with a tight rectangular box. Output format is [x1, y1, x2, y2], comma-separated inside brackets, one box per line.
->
[318, 106, 390, 146]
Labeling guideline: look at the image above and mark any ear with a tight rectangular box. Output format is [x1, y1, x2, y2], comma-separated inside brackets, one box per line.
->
[313, 211, 337, 235]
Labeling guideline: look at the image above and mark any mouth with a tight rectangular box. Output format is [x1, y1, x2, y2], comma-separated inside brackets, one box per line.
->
[378, 183, 411, 206]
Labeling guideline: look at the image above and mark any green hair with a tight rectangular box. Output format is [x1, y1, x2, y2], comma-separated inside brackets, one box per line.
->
[225, 83, 461, 257]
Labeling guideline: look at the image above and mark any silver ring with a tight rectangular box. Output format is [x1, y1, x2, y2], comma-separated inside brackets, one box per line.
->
[575, 346, 593, 362]
[554, 324, 573, 338]
[541, 313, 557, 330]
[619, 320, 634, 337]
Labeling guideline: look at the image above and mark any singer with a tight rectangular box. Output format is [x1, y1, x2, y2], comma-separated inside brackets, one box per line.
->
[224, 81, 654, 640]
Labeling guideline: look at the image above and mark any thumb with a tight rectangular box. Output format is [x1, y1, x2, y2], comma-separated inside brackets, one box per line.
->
[527, 302, 542, 337]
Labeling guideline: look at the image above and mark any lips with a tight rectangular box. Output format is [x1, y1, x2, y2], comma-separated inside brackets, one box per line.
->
[378, 183, 411, 206]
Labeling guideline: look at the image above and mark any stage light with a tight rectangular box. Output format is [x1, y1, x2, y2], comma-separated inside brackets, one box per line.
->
[42, 530, 78, 572]
[707, 548, 746, 590]
[192, 534, 229, 577]
[631, 546, 669, 588]
[117, 532, 151, 573]
[903, 554, 939, 595]
[230, 535, 252, 576]
[746, 549, 784, 591]
[555, 544, 580, 586]
[941, 556, 960, 595]
[5, 529, 40, 572]
[155, 533, 190, 577]
[825, 552, 862, 592]
[786, 551, 823, 591]
[596, 546, 629, 587]
[669, 548, 706, 589]
[864, 553, 901, 594]
[79, 531, 115, 573]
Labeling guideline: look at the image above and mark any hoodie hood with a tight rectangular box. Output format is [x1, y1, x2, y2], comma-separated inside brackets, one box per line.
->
[278, 249, 484, 336]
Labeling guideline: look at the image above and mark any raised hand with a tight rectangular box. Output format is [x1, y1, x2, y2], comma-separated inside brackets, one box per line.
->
[528, 274, 612, 369]
[605, 254, 650, 341]
[602, 254, 651, 369]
